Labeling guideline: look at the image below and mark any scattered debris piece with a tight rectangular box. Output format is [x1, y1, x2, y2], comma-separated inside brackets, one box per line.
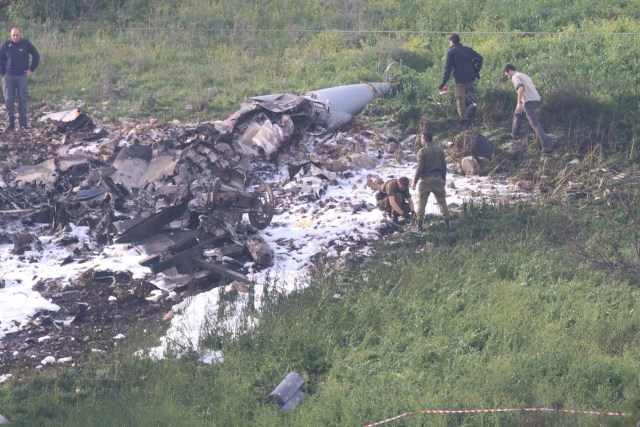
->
[267, 371, 305, 411]
[1, 80, 545, 375]
[0, 81, 395, 374]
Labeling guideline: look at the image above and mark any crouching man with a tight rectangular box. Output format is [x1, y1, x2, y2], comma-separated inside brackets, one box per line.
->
[376, 176, 415, 224]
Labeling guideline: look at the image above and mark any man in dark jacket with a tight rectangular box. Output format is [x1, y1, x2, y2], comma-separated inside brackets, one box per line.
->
[412, 131, 451, 231]
[438, 33, 482, 129]
[0, 27, 40, 131]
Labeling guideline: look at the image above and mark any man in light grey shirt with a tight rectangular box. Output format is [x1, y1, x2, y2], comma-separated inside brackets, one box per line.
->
[504, 63, 554, 153]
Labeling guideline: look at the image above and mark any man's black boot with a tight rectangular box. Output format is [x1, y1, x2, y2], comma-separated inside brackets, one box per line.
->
[417, 219, 424, 232]
[4, 121, 15, 132]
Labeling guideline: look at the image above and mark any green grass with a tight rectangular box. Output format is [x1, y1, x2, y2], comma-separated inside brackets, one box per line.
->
[3, 201, 640, 426]
[5, 3, 640, 141]
[2, 1, 640, 425]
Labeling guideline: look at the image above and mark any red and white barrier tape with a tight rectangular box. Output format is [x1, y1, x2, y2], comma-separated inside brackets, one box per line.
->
[364, 407, 630, 426]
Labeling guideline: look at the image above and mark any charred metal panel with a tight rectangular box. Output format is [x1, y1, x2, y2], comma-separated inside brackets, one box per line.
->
[138, 153, 179, 184]
[108, 143, 154, 189]
[115, 201, 189, 243]
[15, 158, 58, 187]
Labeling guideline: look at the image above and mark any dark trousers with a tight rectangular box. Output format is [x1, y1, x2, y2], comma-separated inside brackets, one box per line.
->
[3, 74, 29, 126]
[511, 100, 551, 151]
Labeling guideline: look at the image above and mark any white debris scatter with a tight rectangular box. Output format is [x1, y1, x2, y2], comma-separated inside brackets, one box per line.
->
[0, 99, 531, 370]
[200, 349, 225, 365]
[40, 356, 56, 365]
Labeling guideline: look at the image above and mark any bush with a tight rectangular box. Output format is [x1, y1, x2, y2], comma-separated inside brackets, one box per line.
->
[6, 0, 154, 24]
[541, 85, 600, 126]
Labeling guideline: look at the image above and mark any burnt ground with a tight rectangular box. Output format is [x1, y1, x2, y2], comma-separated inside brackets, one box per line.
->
[0, 113, 175, 376]
[0, 222, 415, 379]
[5, 101, 630, 380]
[0, 105, 418, 378]
[0, 104, 270, 377]
[0, 109, 487, 378]
[0, 271, 177, 377]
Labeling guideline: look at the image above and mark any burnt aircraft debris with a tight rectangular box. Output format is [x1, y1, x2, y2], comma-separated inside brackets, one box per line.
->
[224, 82, 391, 159]
[1, 81, 392, 292]
[267, 372, 306, 411]
[305, 82, 391, 130]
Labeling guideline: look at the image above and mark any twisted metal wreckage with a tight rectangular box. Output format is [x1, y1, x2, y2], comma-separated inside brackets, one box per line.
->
[0, 82, 391, 289]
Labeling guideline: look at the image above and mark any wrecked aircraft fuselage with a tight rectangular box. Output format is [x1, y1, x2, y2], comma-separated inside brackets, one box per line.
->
[1, 79, 392, 290]
[224, 82, 391, 158]
[305, 82, 391, 130]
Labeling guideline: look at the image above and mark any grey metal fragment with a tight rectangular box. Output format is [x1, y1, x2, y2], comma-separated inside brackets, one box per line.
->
[115, 201, 189, 244]
[305, 82, 391, 130]
[57, 155, 89, 173]
[108, 143, 153, 189]
[252, 116, 295, 159]
[267, 372, 305, 411]
[15, 158, 57, 187]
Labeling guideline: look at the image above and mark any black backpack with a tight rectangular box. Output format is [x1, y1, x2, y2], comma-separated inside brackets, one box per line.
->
[459, 46, 483, 80]
[472, 56, 483, 80]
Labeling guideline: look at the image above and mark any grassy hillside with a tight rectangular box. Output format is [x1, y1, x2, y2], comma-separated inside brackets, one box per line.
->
[2, 0, 640, 139]
[2, 1, 640, 425]
[3, 200, 640, 426]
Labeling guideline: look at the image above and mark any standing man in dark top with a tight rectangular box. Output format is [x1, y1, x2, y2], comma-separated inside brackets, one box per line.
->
[412, 131, 451, 232]
[438, 33, 483, 129]
[0, 27, 40, 131]
[376, 176, 415, 223]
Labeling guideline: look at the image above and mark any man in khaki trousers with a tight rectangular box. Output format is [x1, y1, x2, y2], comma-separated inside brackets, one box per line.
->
[412, 131, 451, 232]
[438, 33, 483, 129]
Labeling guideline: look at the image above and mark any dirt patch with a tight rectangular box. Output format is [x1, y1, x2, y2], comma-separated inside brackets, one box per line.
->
[1, 274, 174, 376]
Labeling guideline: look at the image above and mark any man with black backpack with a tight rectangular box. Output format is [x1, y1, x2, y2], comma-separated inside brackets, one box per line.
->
[438, 33, 483, 129]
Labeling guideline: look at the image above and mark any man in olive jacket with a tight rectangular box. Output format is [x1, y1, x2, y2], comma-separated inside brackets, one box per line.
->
[412, 131, 451, 231]
[438, 33, 482, 129]
[376, 176, 415, 223]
